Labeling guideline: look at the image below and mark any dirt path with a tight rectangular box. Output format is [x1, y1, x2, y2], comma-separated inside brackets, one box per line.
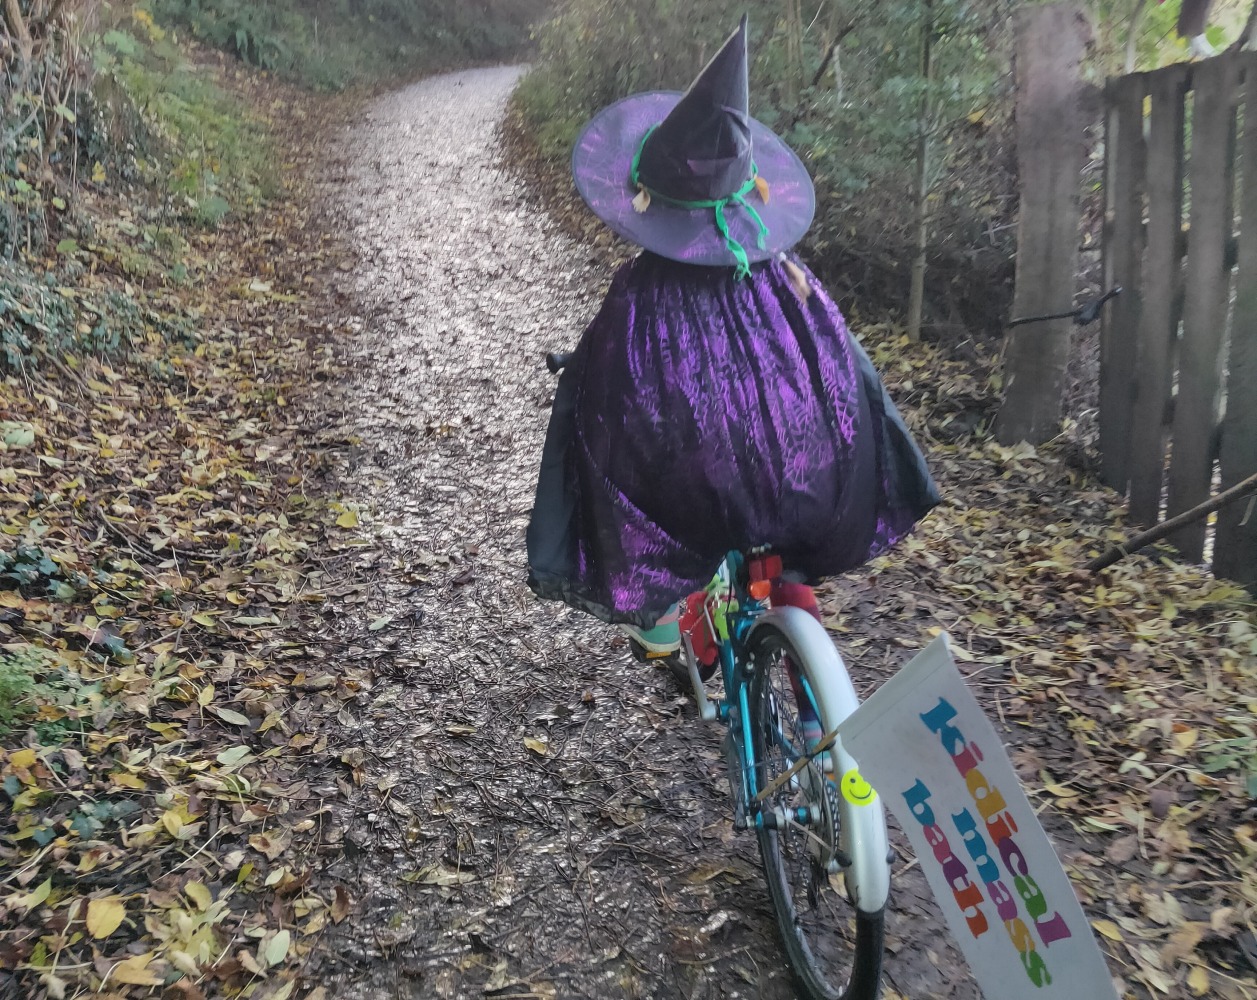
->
[308, 65, 976, 1000]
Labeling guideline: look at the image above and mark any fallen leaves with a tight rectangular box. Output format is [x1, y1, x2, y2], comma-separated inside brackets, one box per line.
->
[403, 863, 478, 886]
[523, 734, 550, 756]
[0, 47, 365, 1000]
[331, 884, 351, 923]
[86, 896, 127, 938]
[263, 927, 291, 967]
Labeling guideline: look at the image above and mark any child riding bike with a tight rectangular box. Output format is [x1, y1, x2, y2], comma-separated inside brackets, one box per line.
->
[526, 16, 940, 657]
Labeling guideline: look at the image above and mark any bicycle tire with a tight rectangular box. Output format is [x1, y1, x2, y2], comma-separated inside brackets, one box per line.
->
[748, 623, 885, 1000]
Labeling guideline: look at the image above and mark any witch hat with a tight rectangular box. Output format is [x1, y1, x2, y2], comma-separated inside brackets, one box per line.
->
[571, 16, 815, 274]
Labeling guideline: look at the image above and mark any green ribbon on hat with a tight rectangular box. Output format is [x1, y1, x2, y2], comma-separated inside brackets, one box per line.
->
[629, 125, 769, 280]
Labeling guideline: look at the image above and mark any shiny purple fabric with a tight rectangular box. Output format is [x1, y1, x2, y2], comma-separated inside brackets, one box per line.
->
[526, 253, 940, 626]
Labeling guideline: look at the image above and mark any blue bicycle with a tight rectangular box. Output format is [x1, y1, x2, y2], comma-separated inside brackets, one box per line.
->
[669, 548, 889, 1000]
[545, 351, 890, 999]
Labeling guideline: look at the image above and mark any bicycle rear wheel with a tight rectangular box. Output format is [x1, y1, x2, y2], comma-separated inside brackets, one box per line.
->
[748, 623, 885, 1000]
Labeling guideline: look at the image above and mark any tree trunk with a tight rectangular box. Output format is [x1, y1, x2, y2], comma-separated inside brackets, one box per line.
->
[3, 0, 34, 69]
[907, 0, 933, 343]
[1177, 0, 1213, 38]
[994, 5, 1091, 445]
[1124, 0, 1144, 74]
[784, 0, 804, 105]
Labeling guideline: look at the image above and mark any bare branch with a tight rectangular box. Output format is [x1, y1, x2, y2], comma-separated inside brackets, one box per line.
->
[1086, 472, 1257, 572]
[1229, 0, 1257, 53]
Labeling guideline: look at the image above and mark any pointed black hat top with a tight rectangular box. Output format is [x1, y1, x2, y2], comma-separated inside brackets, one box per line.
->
[570, 16, 815, 270]
[636, 15, 752, 203]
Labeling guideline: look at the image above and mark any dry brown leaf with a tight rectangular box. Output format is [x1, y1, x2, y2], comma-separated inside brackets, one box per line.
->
[331, 885, 351, 924]
[110, 952, 164, 986]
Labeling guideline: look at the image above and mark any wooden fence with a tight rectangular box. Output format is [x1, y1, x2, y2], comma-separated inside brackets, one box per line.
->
[1101, 50, 1257, 588]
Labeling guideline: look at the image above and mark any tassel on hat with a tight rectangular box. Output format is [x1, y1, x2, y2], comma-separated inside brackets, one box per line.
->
[632, 185, 651, 214]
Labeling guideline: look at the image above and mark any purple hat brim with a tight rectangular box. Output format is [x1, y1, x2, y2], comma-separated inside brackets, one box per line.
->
[571, 92, 816, 267]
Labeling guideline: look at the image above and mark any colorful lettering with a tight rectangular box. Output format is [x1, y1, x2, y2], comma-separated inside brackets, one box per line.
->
[954, 881, 990, 938]
[917, 695, 1085, 982]
[1023, 947, 1053, 987]
[1034, 910, 1074, 947]
[901, 779, 990, 940]
[952, 807, 1000, 884]
[920, 698, 965, 757]
[1014, 874, 1048, 921]
[986, 877, 1020, 923]
[904, 778, 936, 826]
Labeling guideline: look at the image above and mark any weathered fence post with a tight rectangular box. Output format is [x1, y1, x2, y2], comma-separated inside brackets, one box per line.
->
[1165, 55, 1242, 560]
[1126, 66, 1188, 527]
[1098, 72, 1147, 493]
[995, 4, 1091, 445]
[1216, 53, 1257, 588]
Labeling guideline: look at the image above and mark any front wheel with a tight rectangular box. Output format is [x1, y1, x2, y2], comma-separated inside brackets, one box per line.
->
[748, 622, 885, 1000]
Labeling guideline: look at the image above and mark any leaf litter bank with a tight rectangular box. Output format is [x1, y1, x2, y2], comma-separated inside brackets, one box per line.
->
[0, 52, 368, 1000]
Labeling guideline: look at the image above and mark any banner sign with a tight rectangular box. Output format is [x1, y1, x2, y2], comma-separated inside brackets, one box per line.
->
[836, 634, 1118, 999]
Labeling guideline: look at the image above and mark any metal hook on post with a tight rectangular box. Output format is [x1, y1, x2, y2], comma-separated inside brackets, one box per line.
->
[1008, 286, 1123, 328]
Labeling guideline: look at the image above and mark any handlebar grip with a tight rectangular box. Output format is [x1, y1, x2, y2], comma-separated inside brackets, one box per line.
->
[545, 352, 572, 374]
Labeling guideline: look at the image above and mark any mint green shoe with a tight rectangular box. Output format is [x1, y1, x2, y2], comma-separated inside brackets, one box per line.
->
[619, 604, 681, 658]
[620, 621, 681, 657]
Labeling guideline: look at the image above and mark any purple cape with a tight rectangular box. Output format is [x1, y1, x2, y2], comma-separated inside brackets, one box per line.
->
[527, 253, 940, 625]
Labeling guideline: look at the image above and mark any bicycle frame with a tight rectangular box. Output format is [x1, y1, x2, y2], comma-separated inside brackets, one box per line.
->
[678, 550, 891, 914]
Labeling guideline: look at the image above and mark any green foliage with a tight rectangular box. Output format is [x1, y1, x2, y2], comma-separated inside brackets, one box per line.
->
[149, 0, 553, 90]
[0, 644, 102, 743]
[0, 649, 39, 737]
[516, 0, 758, 160]
[1090, 0, 1247, 76]
[2, 3, 276, 261]
[0, 546, 63, 593]
[0, 259, 198, 371]
[89, 13, 277, 225]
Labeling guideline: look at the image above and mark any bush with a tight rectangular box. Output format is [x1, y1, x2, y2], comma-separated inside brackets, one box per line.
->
[89, 10, 277, 223]
[0, 650, 39, 738]
[149, 0, 554, 90]
[2, 2, 275, 261]
[0, 258, 198, 371]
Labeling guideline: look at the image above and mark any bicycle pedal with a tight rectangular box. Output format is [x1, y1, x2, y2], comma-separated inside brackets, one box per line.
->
[626, 638, 673, 663]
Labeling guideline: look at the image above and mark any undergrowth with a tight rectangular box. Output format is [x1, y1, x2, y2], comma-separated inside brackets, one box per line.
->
[1, 6, 270, 371]
[149, 0, 551, 90]
[87, 8, 276, 226]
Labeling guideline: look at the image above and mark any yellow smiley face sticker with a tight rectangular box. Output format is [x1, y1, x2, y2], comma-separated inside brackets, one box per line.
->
[841, 768, 877, 807]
